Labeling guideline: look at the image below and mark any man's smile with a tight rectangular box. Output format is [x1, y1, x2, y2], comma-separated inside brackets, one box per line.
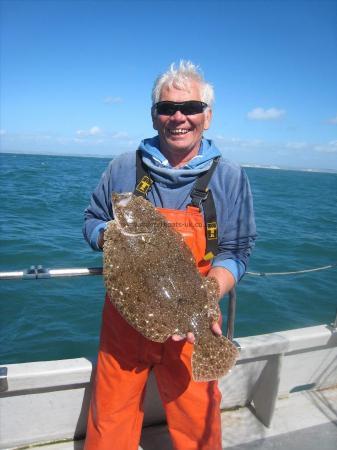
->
[167, 128, 191, 135]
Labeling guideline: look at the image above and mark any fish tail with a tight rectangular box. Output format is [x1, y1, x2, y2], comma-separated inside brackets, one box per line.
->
[191, 333, 239, 382]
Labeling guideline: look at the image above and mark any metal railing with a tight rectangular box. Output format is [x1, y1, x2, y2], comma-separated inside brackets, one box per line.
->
[2, 262, 336, 334]
[0, 265, 103, 280]
[0, 265, 239, 341]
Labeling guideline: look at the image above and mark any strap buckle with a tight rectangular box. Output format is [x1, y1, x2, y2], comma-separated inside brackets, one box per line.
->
[189, 188, 208, 208]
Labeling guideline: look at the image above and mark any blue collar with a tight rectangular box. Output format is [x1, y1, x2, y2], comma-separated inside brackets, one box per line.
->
[138, 136, 222, 170]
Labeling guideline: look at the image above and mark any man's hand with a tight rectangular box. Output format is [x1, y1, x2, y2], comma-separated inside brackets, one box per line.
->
[170, 267, 235, 344]
[171, 321, 222, 344]
[211, 321, 222, 336]
[207, 267, 235, 299]
[172, 332, 196, 344]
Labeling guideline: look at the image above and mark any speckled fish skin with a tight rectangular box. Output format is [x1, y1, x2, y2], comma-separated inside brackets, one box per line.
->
[103, 192, 239, 381]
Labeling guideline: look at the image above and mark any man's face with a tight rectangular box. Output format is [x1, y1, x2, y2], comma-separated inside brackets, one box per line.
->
[152, 81, 212, 164]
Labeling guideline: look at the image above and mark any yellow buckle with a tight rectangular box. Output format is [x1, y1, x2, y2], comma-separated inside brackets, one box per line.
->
[136, 176, 153, 194]
[204, 251, 214, 261]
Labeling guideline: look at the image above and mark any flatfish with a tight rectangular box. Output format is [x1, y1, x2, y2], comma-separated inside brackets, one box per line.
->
[103, 192, 239, 381]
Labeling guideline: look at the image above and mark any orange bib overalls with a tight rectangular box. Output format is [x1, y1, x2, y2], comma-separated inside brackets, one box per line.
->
[84, 205, 222, 450]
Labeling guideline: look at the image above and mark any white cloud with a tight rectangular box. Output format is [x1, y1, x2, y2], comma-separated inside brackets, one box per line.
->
[324, 140, 337, 152]
[5, 132, 52, 142]
[286, 142, 307, 150]
[73, 137, 105, 146]
[327, 114, 337, 124]
[72, 129, 131, 145]
[216, 135, 264, 148]
[247, 107, 286, 121]
[89, 126, 102, 135]
[103, 96, 123, 105]
[111, 131, 129, 139]
[314, 140, 337, 153]
[76, 126, 102, 137]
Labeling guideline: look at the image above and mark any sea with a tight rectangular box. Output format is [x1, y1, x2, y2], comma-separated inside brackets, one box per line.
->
[0, 152, 336, 365]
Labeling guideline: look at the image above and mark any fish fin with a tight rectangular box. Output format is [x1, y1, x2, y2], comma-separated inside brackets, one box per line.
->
[191, 332, 239, 382]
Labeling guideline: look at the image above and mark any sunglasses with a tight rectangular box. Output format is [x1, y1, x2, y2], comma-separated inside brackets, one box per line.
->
[153, 101, 208, 116]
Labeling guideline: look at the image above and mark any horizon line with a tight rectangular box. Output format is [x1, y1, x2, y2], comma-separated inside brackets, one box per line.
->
[1, 149, 336, 174]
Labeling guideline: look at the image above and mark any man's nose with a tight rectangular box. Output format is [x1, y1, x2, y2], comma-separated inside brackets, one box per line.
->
[170, 109, 186, 121]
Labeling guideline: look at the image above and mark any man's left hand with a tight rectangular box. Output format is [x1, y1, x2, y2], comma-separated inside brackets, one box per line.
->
[171, 321, 222, 344]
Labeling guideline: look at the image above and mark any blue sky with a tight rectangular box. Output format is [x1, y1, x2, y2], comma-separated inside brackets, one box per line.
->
[1, 0, 337, 170]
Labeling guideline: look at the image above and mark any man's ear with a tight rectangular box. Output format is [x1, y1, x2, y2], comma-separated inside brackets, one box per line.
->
[204, 108, 212, 130]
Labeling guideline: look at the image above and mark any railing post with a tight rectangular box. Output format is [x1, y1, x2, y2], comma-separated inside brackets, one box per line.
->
[226, 288, 236, 342]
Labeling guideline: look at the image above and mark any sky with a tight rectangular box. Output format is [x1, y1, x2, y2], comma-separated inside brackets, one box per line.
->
[1, 0, 337, 170]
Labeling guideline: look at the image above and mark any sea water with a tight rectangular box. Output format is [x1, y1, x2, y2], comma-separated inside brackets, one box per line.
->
[0, 153, 336, 364]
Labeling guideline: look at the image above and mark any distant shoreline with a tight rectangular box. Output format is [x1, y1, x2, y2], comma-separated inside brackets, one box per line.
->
[1, 150, 337, 175]
[241, 163, 337, 174]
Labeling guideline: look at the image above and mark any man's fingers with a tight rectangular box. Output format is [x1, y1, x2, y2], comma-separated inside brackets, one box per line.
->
[172, 325, 221, 340]
[186, 332, 195, 344]
[171, 332, 195, 343]
[212, 322, 222, 336]
[171, 334, 185, 341]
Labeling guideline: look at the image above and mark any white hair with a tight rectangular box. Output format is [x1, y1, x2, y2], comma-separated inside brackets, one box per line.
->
[151, 60, 214, 107]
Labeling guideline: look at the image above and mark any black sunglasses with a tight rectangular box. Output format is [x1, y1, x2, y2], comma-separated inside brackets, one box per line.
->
[153, 100, 208, 116]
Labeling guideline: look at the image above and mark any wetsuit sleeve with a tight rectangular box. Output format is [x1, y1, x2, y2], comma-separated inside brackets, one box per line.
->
[212, 168, 256, 282]
[83, 162, 114, 251]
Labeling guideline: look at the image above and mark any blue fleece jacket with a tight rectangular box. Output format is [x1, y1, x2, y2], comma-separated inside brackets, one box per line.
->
[83, 137, 256, 282]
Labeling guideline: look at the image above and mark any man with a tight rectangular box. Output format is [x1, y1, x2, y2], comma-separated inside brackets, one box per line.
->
[83, 60, 256, 450]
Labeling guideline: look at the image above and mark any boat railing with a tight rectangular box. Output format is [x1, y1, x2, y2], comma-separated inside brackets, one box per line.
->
[0, 265, 103, 280]
[1, 262, 336, 336]
[1, 260, 336, 280]
[0, 264, 238, 341]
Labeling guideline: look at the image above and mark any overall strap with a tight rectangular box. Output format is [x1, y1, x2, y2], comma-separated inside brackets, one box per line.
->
[188, 157, 220, 260]
[134, 149, 220, 259]
[134, 149, 154, 197]
[188, 157, 220, 208]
